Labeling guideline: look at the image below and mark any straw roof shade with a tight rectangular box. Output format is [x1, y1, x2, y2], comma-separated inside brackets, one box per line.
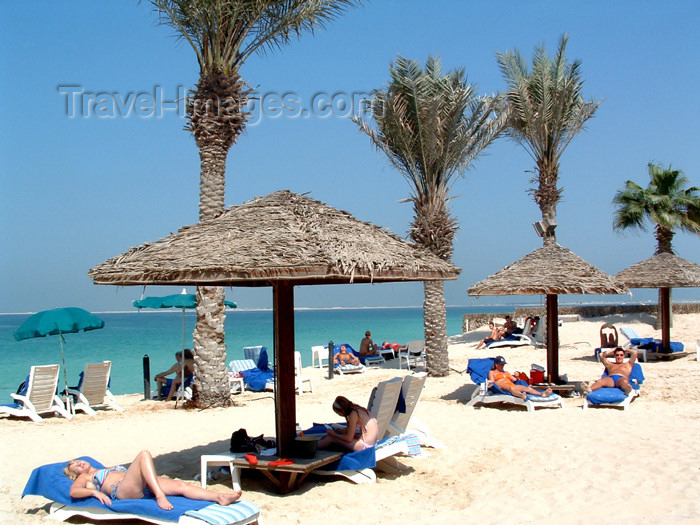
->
[89, 190, 459, 461]
[468, 243, 629, 382]
[89, 190, 458, 286]
[615, 252, 700, 352]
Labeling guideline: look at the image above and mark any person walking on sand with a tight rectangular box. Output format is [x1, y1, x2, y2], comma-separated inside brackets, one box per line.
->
[582, 347, 638, 395]
[64, 450, 241, 510]
[359, 330, 378, 356]
[489, 356, 552, 399]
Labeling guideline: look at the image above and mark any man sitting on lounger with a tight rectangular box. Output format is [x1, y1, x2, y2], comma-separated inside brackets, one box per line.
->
[359, 331, 379, 356]
[334, 345, 360, 366]
[582, 347, 638, 395]
[500, 315, 517, 337]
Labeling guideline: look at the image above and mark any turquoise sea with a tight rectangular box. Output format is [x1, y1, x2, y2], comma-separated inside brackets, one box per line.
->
[1, 306, 517, 401]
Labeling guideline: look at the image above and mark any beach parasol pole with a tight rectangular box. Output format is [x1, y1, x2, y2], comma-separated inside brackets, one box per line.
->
[57, 329, 72, 414]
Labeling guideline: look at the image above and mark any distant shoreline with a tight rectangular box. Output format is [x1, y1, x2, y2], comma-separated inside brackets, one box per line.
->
[1, 299, 699, 316]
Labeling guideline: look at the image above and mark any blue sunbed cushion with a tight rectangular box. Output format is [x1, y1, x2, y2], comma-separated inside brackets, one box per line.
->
[466, 358, 495, 385]
[586, 388, 628, 404]
[241, 367, 274, 392]
[22, 457, 210, 520]
[183, 501, 260, 525]
[587, 362, 645, 405]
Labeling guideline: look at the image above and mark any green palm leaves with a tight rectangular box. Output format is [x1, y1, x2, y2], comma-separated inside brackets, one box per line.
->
[355, 55, 505, 376]
[357, 56, 505, 205]
[150, 0, 360, 75]
[497, 34, 599, 238]
[613, 163, 700, 254]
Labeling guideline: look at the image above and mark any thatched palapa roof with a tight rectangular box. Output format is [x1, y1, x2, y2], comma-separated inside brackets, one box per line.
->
[88, 190, 459, 286]
[615, 252, 700, 289]
[468, 243, 628, 296]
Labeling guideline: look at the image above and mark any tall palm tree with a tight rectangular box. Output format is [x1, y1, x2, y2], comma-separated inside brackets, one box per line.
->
[613, 163, 700, 254]
[354, 55, 506, 376]
[496, 34, 600, 245]
[150, 0, 360, 407]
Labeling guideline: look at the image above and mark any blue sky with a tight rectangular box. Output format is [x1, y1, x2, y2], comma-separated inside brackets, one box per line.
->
[1, 0, 699, 313]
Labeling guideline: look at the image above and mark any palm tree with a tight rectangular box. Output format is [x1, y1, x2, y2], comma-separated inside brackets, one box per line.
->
[150, 0, 360, 407]
[496, 34, 600, 245]
[613, 162, 700, 350]
[354, 55, 506, 376]
[613, 162, 700, 254]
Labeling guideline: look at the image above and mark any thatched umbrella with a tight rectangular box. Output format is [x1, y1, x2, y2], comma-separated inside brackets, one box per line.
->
[89, 190, 459, 458]
[616, 252, 700, 352]
[468, 243, 628, 382]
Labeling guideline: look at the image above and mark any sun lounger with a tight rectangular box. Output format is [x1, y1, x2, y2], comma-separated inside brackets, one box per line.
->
[385, 372, 446, 449]
[465, 358, 564, 412]
[22, 457, 261, 525]
[398, 340, 426, 370]
[68, 361, 124, 414]
[0, 364, 73, 422]
[308, 376, 419, 484]
[229, 353, 274, 392]
[619, 326, 686, 361]
[331, 343, 367, 374]
[583, 362, 645, 411]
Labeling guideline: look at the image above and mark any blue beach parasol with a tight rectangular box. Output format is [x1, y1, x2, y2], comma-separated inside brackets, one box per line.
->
[133, 290, 236, 402]
[13, 307, 105, 411]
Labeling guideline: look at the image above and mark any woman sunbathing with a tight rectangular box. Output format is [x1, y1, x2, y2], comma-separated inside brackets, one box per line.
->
[63, 450, 241, 510]
[488, 356, 552, 400]
[318, 395, 378, 452]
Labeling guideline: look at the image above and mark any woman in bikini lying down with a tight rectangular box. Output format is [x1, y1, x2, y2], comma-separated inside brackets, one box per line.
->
[318, 395, 378, 452]
[488, 356, 552, 400]
[64, 450, 241, 510]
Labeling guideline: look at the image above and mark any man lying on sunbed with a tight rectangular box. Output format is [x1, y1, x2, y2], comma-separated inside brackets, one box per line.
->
[334, 345, 360, 366]
[582, 347, 638, 395]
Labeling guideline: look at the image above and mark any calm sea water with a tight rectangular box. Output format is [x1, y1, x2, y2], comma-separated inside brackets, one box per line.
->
[1, 306, 512, 401]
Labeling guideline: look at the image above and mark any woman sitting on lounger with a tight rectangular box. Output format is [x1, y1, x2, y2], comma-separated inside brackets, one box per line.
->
[64, 450, 241, 510]
[318, 395, 378, 452]
[488, 356, 552, 400]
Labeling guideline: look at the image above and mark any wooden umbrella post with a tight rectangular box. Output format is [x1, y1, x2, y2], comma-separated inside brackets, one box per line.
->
[546, 294, 559, 383]
[273, 281, 296, 459]
[660, 287, 672, 351]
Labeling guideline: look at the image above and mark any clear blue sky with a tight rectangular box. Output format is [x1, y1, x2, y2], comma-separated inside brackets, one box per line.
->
[1, 0, 699, 313]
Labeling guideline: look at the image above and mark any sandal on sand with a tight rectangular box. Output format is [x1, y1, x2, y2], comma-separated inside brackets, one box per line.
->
[269, 458, 293, 466]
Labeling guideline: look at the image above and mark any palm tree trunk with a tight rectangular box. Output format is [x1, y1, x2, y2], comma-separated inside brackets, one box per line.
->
[654, 225, 675, 255]
[535, 161, 560, 246]
[192, 286, 231, 407]
[187, 71, 248, 408]
[423, 281, 448, 376]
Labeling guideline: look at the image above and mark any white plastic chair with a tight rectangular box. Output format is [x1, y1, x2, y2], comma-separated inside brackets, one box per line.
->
[69, 361, 123, 415]
[0, 364, 73, 422]
[294, 351, 313, 395]
[399, 340, 426, 370]
[311, 345, 329, 368]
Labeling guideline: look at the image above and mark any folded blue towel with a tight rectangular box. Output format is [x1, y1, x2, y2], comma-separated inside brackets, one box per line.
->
[183, 501, 260, 525]
[241, 367, 274, 392]
[22, 457, 210, 520]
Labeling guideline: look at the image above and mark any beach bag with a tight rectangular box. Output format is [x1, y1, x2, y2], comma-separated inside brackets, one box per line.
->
[230, 428, 276, 453]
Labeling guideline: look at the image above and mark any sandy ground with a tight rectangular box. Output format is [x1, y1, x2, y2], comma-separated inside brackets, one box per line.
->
[2, 313, 699, 525]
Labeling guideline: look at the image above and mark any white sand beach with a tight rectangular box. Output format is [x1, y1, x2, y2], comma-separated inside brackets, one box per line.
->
[2, 312, 699, 524]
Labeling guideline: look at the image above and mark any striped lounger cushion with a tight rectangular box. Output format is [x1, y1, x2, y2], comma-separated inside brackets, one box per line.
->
[183, 501, 261, 524]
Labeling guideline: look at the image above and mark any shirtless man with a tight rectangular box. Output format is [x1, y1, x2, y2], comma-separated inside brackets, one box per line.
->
[334, 345, 360, 366]
[582, 347, 638, 395]
[359, 331, 378, 356]
[500, 315, 517, 337]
